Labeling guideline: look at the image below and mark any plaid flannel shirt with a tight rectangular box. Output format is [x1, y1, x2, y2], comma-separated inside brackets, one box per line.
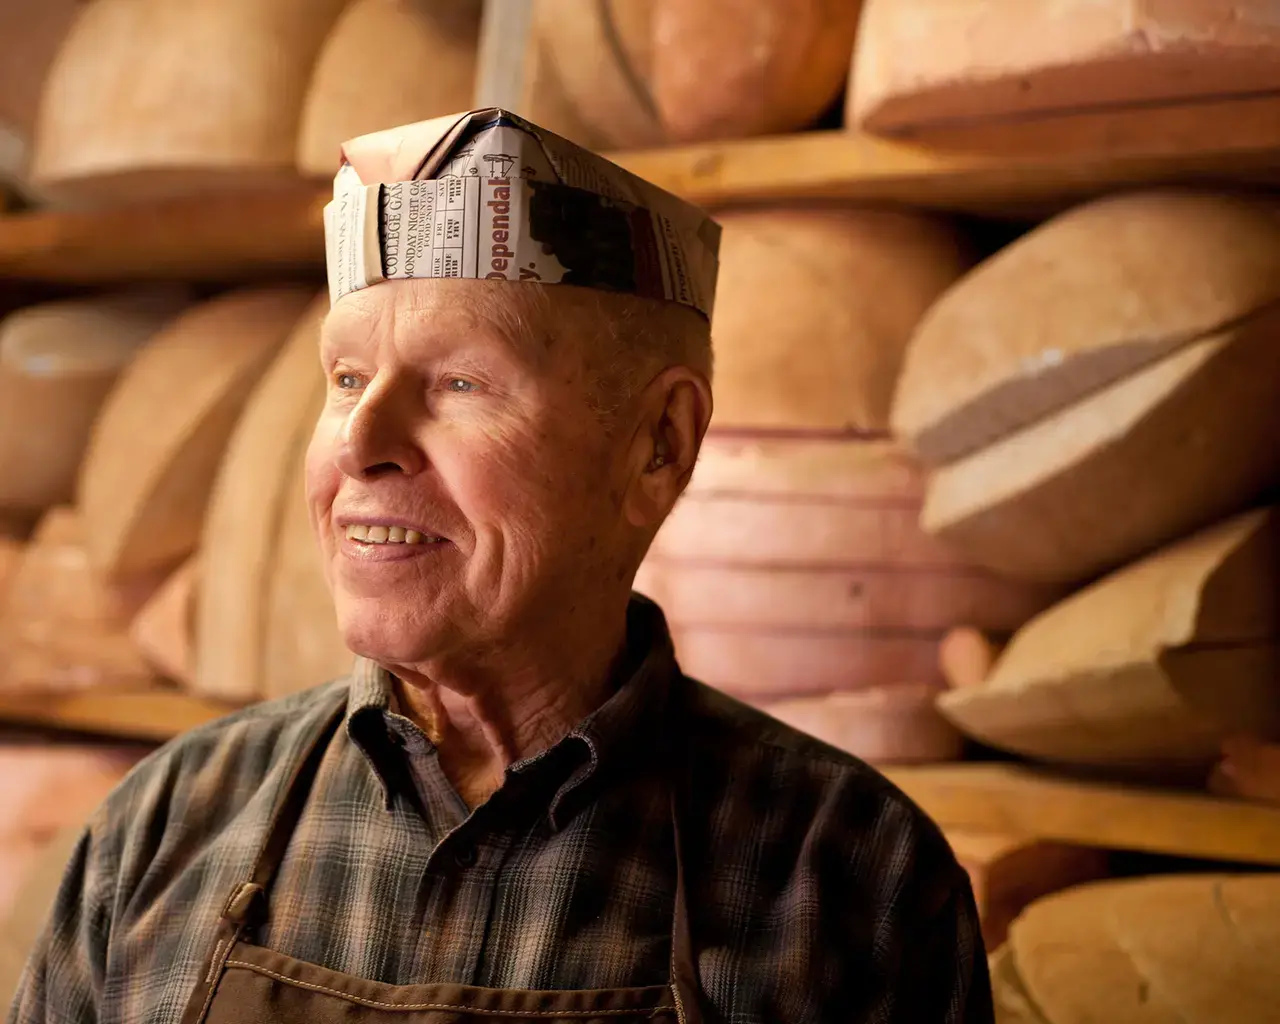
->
[9, 597, 992, 1024]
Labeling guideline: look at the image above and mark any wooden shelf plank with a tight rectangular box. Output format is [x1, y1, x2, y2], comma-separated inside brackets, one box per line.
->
[2, 94, 1280, 282]
[3, 686, 1278, 867]
[0, 685, 234, 743]
[885, 762, 1280, 868]
[0, 184, 330, 284]
[618, 94, 1280, 215]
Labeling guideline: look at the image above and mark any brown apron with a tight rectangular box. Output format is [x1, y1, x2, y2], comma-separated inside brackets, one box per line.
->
[179, 703, 706, 1023]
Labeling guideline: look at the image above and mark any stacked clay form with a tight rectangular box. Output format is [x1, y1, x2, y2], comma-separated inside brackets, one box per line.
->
[937, 626, 1002, 691]
[762, 685, 966, 765]
[0, 289, 190, 514]
[990, 874, 1280, 1024]
[0, 823, 84, 1007]
[0, 532, 20, 606]
[63, 296, 352, 703]
[945, 830, 1108, 952]
[31, 0, 348, 201]
[261, 409, 354, 702]
[0, 745, 143, 917]
[296, 0, 480, 179]
[195, 295, 350, 702]
[939, 507, 1280, 774]
[523, 0, 864, 148]
[0, 0, 80, 194]
[707, 207, 974, 431]
[78, 287, 315, 580]
[1209, 735, 1280, 805]
[893, 190, 1280, 583]
[645, 437, 1055, 698]
[129, 555, 198, 687]
[849, 0, 1280, 135]
[639, 206, 1060, 764]
[0, 508, 161, 693]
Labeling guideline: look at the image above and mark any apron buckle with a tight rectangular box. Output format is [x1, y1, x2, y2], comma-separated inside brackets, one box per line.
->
[222, 882, 267, 928]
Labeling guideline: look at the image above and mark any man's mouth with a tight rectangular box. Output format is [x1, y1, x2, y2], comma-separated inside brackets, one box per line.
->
[344, 524, 446, 546]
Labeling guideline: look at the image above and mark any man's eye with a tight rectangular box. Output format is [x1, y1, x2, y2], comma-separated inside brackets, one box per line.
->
[336, 373, 362, 390]
[446, 378, 478, 393]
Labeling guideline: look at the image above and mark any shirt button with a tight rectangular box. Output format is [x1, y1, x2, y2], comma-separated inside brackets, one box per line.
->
[454, 844, 477, 868]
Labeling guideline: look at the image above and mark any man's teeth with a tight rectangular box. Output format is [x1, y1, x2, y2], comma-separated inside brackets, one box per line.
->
[345, 524, 441, 545]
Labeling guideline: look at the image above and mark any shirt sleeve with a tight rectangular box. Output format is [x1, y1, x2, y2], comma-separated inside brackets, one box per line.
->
[861, 827, 996, 1024]
[7, 823, 113, 1024]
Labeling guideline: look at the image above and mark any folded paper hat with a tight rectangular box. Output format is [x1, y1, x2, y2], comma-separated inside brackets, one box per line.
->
[324, 108, 722, 319]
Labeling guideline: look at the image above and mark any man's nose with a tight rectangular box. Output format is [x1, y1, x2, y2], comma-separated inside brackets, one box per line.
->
[333, 375, 428, 480]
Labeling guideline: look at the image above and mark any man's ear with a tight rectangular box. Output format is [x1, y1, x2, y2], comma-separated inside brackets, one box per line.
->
[622, 366, 713, 529]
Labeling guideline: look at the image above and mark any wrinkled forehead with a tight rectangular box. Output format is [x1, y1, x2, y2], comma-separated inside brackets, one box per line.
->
[320, 278, 560, 362]
[321, 279, 636, 375]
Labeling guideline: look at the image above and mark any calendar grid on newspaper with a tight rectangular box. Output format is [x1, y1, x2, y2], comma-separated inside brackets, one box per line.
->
[323, 108, 721, 320]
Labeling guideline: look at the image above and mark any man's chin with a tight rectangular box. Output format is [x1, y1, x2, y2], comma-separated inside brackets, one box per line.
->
[336, 607, 454, 669]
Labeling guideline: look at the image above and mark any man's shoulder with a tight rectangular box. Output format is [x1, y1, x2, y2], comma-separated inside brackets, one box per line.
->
[677, 678, 986, 1023]
[146, 678, 348, 771]
[684, 676, 925, 792]
[681, 677, 958, 869]
[97, 679, 353, 839]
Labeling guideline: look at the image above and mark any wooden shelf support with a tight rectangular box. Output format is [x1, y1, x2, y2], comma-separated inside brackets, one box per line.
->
[885, 762, 1280, 868]
[4, 93, 1280, 283]
[0, 685, 234, 743]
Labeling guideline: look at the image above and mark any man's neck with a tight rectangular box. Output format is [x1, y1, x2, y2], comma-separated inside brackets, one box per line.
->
[389, 602, 631, 809]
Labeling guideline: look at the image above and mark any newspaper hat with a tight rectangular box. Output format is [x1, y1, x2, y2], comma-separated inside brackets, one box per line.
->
[324, 108, 722, 319]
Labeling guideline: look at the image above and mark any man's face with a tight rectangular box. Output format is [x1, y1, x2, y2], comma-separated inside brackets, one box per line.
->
[308, 279, 629, 670]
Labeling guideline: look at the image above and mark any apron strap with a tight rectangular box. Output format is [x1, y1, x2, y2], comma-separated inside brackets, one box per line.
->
[666, 678, 709, 1024]
[179, 698, 348, 1024]
[248, 699, 349, 894]
[219, 698, 349, 931]
[668, 792, 705, 1024]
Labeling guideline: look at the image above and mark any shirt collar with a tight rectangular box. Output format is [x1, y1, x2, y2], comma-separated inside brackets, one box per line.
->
[346, 594, 681, 823]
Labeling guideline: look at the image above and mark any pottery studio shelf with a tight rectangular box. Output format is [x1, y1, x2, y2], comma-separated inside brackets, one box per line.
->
[885, 763, 1280, 868]
[0, 684, 236, 744]
[4, 92, 1280, 282]
[3, 98, 1280, 858]
[0, 683, 1277, 868]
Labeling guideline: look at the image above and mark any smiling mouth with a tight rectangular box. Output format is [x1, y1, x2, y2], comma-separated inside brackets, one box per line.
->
[345, 524, 445, 546]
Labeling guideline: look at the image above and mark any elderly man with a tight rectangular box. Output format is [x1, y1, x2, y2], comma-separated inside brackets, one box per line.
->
[10, 110, 992, 1024]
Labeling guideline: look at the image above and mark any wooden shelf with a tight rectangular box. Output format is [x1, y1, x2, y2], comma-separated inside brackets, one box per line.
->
[885, 762, 1280, 868]
[621, 94, 1280, 216]
[4, 93, 1280, 283]
[1, 683, 1277, 869]
[0, 685, 233, 744]
[0, 185, 330, 285]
